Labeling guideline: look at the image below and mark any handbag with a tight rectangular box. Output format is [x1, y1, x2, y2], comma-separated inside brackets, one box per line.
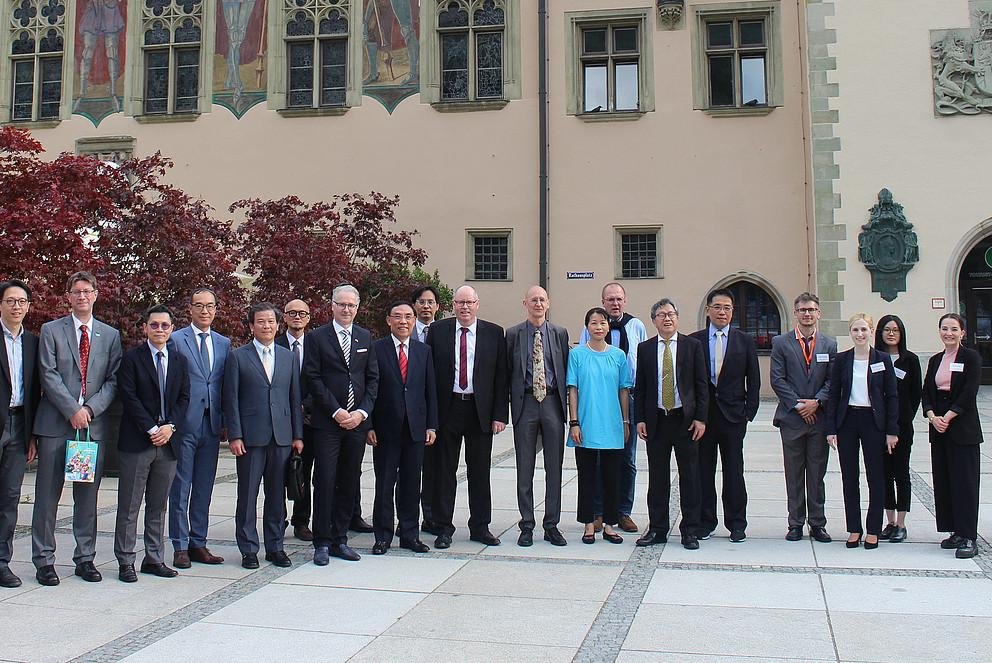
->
[286, 452, 306, 501]
[65, 428, 99, 483]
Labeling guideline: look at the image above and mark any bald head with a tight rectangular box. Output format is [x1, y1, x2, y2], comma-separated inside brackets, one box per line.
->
[453, 285, 480, 326]
[523, 286, 549, 325]
[283, 298, 311, 336]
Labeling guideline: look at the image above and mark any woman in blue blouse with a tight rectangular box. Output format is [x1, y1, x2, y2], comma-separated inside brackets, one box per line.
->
[567, 307, 633, 544]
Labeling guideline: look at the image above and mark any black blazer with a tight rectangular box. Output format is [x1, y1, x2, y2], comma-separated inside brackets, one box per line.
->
[634, 333, 709, 440]
[688, 326, 760, 423]
[276, 333, 312, 414]
[303, 322, 379, 431]
[117, 341, 191, 453]
[0, 328, 40, 442]
[427, 317, 509, 431]
[891, 350, 923, 427]
[369, 337, 438, 443]
[825, 347, 898, 437]
[922, 345, 983, 446]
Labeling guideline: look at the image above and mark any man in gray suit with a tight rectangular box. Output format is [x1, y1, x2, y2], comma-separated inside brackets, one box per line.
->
[169, 287, 230, 568]
[224, 303, 303, 569]
[507, 286, 569, 547]
[32, 271, 122, 586]
[770, 292, 836, 543]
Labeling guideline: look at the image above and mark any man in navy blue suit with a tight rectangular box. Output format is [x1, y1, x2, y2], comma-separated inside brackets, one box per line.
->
[367, 301, 438, 554]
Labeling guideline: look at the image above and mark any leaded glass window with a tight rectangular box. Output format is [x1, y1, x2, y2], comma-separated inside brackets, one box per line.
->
[8, 0, 66, 122]
[141, 0, 202, 114]
[705, 17, 767, 108]
[284, 0, 349, 108]
[580, 23, 639, 113]
[437, 0, 504, 101]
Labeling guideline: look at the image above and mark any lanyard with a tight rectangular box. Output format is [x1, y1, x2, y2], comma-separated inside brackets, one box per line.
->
[796, 327, 816, 366]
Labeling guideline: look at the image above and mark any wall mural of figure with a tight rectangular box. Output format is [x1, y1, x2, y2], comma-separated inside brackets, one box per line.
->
[363, 0, 419, 112]
[73, 0, 126, 124]
[213, 0, 266, 117]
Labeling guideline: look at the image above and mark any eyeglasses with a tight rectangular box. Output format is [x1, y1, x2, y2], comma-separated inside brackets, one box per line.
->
[453, 300, 478, 307]
[1, 298, 29, 307]
[708, 305, 733, 313]
[285, 310, 310, 318]
[796, 307, 819, 314]
[415, 299, 437, 306]
[389, 313, 415, 320]
[191, 302, 217, 311]
[333, 302, 358, 310]
[653, 312, 678, 320]
[68, 289, 95, 298]
[147, 322, 173, 331]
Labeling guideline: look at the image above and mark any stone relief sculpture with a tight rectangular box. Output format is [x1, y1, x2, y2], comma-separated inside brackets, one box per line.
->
[931, 1, 992, 115]
[858, 189, 919, 302]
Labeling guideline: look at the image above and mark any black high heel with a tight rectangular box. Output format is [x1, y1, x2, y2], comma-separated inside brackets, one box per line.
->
[864, 536, 879, 550]
[846, 536, 862, 549]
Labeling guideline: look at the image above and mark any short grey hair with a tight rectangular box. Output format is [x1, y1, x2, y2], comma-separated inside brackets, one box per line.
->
[332, 283, 360, 303]
[650, 298, 679, 319]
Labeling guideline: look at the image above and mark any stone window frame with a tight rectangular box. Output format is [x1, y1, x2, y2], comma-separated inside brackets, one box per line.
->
[614, 225, 663, 280]
[697, 273, 788, 354]
[466, 228, 513, 282]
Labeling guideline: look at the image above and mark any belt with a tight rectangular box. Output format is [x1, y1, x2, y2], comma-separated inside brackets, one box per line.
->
[8, 406, 23, 414]
[849, 405, 872, 410]
[453, 392, 474, 401]
[657, 407, 683, 417]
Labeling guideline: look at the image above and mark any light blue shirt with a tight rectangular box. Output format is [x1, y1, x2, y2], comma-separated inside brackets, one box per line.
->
[708, 323, 729, 385]
[579, 315, 647, 384]
[2, 322, 23, 407]
[565, 345, 633, 449]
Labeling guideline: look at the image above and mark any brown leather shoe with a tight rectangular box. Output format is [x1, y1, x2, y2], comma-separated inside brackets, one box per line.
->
[294, 525, 314, 542]
[188, 546, 224, 565]
[593, 516, 603, 533]
[618, 515, 639, 533]
[173, 550, 191, 569]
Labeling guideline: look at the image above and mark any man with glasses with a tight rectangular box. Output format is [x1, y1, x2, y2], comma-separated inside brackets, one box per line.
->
[0, 280, 40, 588]
[770, 293, 836, 543]
[169, 287, 231, 569]
[411, 285, 441, 532]
[426, 285, 508, 548]
[32, 271, 122, 585]
[689, 288, 760, 543]
[304, 284, 378, 563]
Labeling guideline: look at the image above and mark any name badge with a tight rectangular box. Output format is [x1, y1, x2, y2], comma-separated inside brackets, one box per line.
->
[870, 362, 885, 373]
[816, 353, 830, 363]
[894, 367, 907, 380]
[950, 362, 964, 372]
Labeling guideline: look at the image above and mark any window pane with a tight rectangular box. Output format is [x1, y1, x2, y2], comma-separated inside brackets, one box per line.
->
[476, 32, 503, 99]
[613, 27, 637, 53]
[39, 56, 62, 118]
[319, 8, 348, 35]
[621, 233, 657, 279]
[583, 64, 607, 112]
[11, 60, 34, 121]
[473, 0, 504, 26]
[614, 62, 638, 110]
[729, 282, 780, 350]
[438, 2, 468, 27]
[707, 22, 733, 48]
[582, 28, 607, 55]
[287, 10, 315, 36]
[441, 33, 468, 100]
[708, 54, 734, 106]
[473, 235, 509, 280]
[174, 47, 199, 112]
[175, 17, 201, 43]
[287, 42, 313, 107]
[740, 56, 766, 105]
[11, 31, 34, 56]
[739, 20, 765, 47]
[39, 28, 63, 53]
[145, 20, 170, 46]
[320, 38, 347, 106]
[144, 50, 169, 113]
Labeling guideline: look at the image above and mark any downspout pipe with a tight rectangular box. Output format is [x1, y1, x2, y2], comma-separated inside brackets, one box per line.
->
[538, 0, 549, 289]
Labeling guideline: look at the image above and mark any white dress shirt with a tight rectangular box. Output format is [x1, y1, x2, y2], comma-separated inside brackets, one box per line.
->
[452, 320, 478, 394]
[656, 335, 683, 410]
[146, 341, 169, 434]
[191, 324, 215, 371]
[2, 322, 23, 407]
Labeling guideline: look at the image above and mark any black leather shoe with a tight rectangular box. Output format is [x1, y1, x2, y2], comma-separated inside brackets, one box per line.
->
[879, 523, 896, 540]
[118, 564, 138, 583]
[517, 530, 533, 547]
[372, 540, 389, 555]
[399, 538, 430, 553]
[74, 561, 102, 582]
[140, 562, 179, 577]
[941, 534, 965, 549]
[434, 535, 452, 549]
[636, 530, 666, 547]
[810, 526, 832, 543]
[729, 529, 746, 543]
[264, 550, 292, 567]
[470, 530, 501, 546]
[544, 527, 567, 547]
[330, 544, 361, 561]
[889, 526, 907, 543]
[681, 534, 700, 550]
[241, 553, 260, 569]
[349, 517, 374, 534]
[786, 526, 803, 541]
[36, 565, 59, 586]
[0, 565, 21, 588]
[956, 539, 978, 559]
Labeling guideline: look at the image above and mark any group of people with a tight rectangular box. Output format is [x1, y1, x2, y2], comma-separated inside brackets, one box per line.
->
[0, 274, 984, 590]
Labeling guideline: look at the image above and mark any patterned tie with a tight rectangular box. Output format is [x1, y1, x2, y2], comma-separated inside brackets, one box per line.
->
[662, 339, 675, 410]
[421, 324, 429, 343]
[714, 330, 724, 384]
[79, 325, 90, 398]
[198, 332, 211, 377]
[532, 330, 547, 403]
[340, 329, 355, 409]
[261, 346, 273, 382]
[292, 340, 302, 371]
[156, 350, 167, 423]
[458, 327, 469, 391]
[398, 342, 408, 383]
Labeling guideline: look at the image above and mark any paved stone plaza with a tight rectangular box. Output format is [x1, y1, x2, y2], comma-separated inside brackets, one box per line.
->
[2, 396, 992, 663]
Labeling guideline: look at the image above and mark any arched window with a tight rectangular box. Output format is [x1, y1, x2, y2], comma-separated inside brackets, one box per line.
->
[727, 280, 781, 351]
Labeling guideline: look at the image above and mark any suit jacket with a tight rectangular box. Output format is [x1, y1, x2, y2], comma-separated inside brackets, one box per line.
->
[634, 333, 709, 440]
[171, 325, 230, 436]
[505, 320, 569, 423]
[369, 337, 438, 442]
[769, 330, 837, 431]
[223, 342, 303, 446]
[892, 350, 923, 427]
[33, 315, 122, 440]
[0, 328, 40, 442]
[276, 333, 311, 414]
[689, 326, 760, 423]
[117, 341, 191, 453]
[302, 322, 378, 431]
[427, 317, 509, 431]
[922, 345, 983, 446]
[825, 347, 899, 437]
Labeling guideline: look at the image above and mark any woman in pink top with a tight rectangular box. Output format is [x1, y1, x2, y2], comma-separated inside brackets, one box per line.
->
[922, 313, 983, 559]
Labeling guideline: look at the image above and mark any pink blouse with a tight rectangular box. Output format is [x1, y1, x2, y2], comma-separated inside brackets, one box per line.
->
[935, 348, 958, 391]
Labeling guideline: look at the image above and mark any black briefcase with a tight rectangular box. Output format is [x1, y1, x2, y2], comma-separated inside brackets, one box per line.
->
[286, 453, 306, 501]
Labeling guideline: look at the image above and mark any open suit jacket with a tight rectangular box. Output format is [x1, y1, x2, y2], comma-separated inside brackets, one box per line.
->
[303, 322, 378, 432]
[117, 341, 191, 454]
[224, 343, 303, 446]
[369, 337, 438, 442]
[33, 315, 122, 441]
[922, 346, 983, 446]
[0, 328, 39, 442]
[171, 326, 230, 437]
[634, 333, 709, 440]
[688, 326, 760, 424]
[825, 347, 899, 437]
[505, 320, 569, 424]
[769, 331, 837, 431]
[427, 317, 509, 430]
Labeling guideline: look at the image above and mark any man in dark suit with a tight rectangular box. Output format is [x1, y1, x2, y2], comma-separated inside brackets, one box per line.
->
[770, 293, 836, 543]
[634, 298, 708, 550]
[0, 280, 40, 588]
[506, 286, 569, 547]
[689, 288, 760, 543]
[32, 271, 122, 586]
[225, 303, 304, 569]
[114, 304, 191, 583]
[304, 284, 378, 564]
[367, 301, 437, 554]
[169, 287, 230, 568]
[411, 284, 441, 533]
[427, 285, 509, 549]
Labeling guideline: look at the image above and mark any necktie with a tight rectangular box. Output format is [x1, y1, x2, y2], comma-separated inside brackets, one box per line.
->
[714, 330, 724, 384]
[261, 346, 273, 381]
[79, 325, 90, 398]
[421, 325, 429, 343]
[156, 350, 167, 423]
[292, 340, 302, 371]
[662, 339, 675, 410]
[398, 342, 408, 383]
[340, 329, 355, 409]
[458, 327, 469, 391]
[800, 335, 812, 372]
[198, 332, 211, 377]
[532, 330, 547, 403]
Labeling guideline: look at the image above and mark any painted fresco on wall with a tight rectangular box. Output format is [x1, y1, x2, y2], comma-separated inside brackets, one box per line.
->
[363, 0, 419, 112]
[72, 0, 126, 126]
[213, 0, 267, 117]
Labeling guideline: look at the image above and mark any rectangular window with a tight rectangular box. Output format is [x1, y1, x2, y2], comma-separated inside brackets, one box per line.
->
[8, 0, 66, 122]
[615, 227, 662, 279]
[705, 17, 767, 108]
[140, 1, 203, 115]
[580, 24, 639, 113]
[437, 0, 505, 102]
[467, 230, 512, 281]
[285, 4, 349, 109]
